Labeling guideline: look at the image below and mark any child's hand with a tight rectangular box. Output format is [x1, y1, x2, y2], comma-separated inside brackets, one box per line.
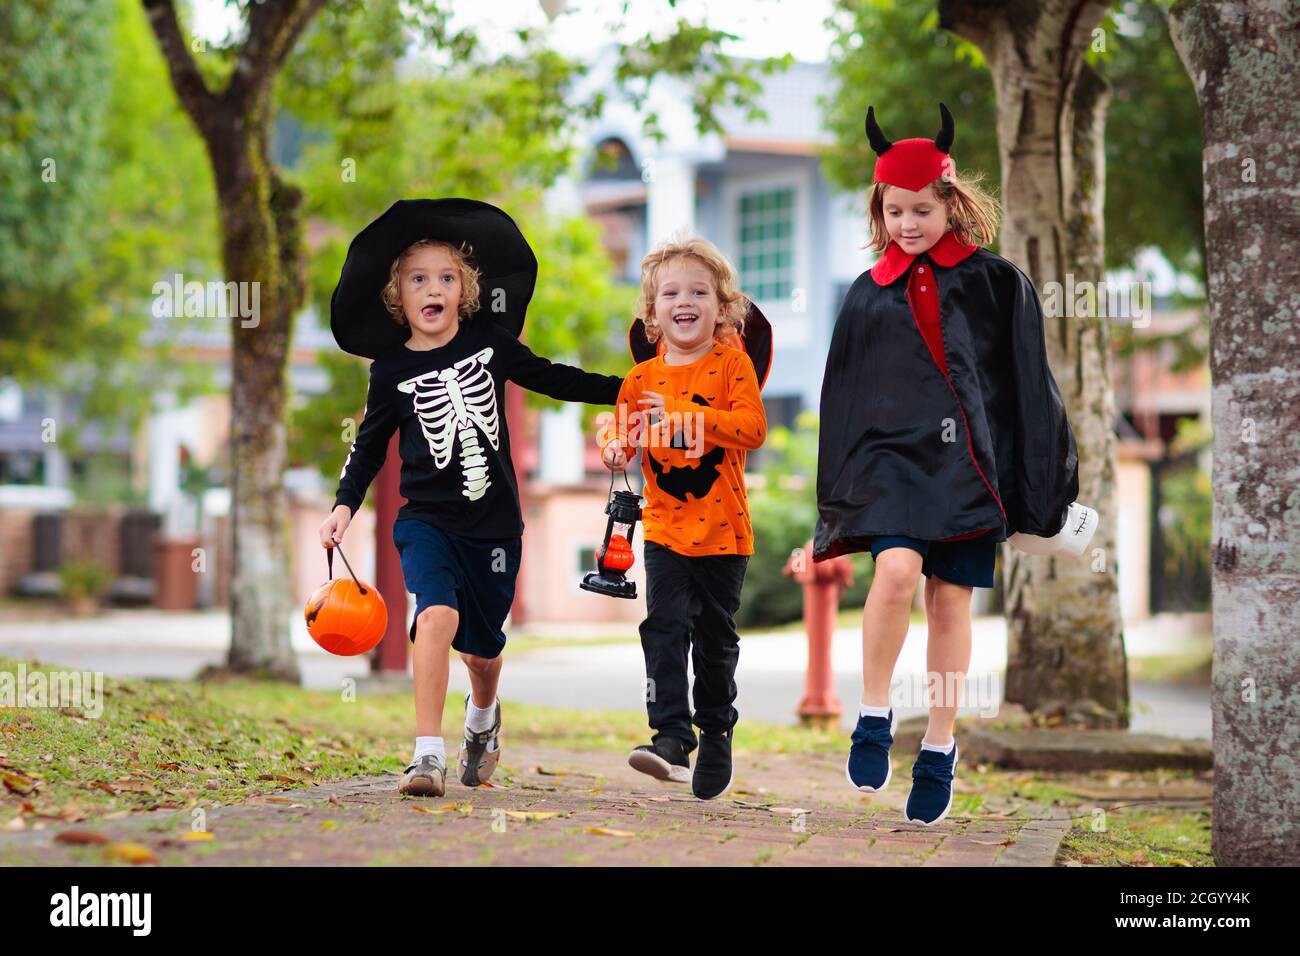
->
[638, 390, 666, 422]
[602, 439, 628, 472]
[319, 505, 351, 549]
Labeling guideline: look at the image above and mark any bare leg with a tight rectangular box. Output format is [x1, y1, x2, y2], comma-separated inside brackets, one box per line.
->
[861, 548, 924, 708]
[460, 652, 503, 709]
[922, 577, 973, 746]
[411, 605, 458, 738]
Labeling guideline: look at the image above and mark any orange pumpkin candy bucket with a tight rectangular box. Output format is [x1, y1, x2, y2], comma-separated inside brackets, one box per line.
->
[304, 542, 388, 656]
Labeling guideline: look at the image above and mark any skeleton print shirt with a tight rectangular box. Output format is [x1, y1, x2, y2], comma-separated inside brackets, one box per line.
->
[333, 317, 622, 539]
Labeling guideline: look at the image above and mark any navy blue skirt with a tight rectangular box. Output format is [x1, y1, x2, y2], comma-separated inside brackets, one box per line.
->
[392, 518, 521, 658]
[869, 534, 998, 589]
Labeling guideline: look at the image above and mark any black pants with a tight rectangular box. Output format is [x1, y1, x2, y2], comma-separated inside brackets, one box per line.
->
[639, 540, 749, 754]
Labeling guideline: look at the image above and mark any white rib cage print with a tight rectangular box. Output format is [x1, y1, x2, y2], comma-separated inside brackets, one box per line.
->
[397, 346, 500, 501]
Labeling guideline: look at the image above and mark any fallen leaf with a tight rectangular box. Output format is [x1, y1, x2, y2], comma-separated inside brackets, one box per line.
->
[533, 767, 569, 776]
[768, 806, 809, 816]
[258, 774, 298, 784]
[504, 811, 565, 821]
[411, 805, 450, 814]
[1, 771, 35, 795]
[264, 797, 295, 805]
[111, 779, 157, 794]
[156, 762, 182, 772]
[585, 827, 636, 837]
[181, 831, 214, 842]
[106, 843, 159, 864]
[320, 820, 339, 831]
[971, 839, 1016, 847]
[55, 830, 110, 845]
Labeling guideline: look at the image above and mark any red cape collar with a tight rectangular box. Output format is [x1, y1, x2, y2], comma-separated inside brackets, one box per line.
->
[869, 230, 978, 286]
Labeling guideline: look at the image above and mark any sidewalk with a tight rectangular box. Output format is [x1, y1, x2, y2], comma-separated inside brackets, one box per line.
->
[0, 743, 1069, 867]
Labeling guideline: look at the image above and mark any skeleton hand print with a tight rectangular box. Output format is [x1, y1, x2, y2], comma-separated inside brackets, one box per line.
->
[398, 347, 500, 501]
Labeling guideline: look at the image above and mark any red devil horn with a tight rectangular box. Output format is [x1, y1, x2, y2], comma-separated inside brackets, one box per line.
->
[934, 102, 955, 153]
[865, 106, 893, 155]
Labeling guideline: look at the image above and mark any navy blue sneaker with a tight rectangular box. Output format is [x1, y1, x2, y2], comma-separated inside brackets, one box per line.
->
[904, 740, 959, 825]
[845, 708, 897, 792]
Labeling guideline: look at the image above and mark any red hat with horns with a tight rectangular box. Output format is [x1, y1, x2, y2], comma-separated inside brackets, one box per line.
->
[866, 103, 956, 192]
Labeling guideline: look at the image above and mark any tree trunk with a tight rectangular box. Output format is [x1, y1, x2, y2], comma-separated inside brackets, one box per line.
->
[144, 0, 325, 682]
[221, 127, 303, 682]
[940, 0, 1127, 726]
[1168, 0, 1300, 867]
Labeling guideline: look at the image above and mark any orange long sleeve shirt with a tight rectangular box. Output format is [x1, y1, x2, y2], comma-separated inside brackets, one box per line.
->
[600, 344, 766, 556]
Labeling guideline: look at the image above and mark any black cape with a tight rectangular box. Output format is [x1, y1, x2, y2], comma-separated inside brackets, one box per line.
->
[813, 241, 1079, 561]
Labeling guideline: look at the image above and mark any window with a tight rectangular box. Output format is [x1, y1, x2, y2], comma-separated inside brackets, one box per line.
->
[737, 188, 795, 302]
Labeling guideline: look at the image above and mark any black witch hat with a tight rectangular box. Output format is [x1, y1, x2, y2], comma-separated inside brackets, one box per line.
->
[330, 198, 538, 359]
[627, 298, 773, 391]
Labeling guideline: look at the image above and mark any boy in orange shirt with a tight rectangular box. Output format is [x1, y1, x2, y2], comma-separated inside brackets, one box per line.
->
[598, 237, 768, 800]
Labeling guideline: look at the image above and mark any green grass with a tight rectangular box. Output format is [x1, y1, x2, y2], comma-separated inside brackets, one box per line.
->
[1127, 645, 1212, 685]
[0, 654, 842, 826]
[1060, 806, 1213, 866]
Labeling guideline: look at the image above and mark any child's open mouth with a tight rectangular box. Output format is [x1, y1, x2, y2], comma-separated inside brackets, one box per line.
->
[421, 303, 445, 319]
[672, 311, 699, 327]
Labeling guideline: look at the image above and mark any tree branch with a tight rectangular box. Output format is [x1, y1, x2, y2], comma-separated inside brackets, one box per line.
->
[226, 0, 329, 112]
[141, 0, 217, 137]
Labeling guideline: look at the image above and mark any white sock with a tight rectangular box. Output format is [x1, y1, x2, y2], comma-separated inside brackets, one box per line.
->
[466, 697, 498, 733]
[412, 736, 445, 763]
[920, 737, 955, 755]
[465, 698, 499, 753]
[859, 703, 892, 719]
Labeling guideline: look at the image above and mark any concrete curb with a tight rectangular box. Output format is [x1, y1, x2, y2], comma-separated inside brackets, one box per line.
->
[995, 810, 1074, 866]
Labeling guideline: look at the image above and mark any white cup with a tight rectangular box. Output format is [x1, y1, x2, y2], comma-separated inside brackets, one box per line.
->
[1008, 501, 1098, 558]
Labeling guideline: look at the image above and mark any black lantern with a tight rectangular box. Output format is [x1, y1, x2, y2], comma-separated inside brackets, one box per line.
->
[581, 472, 643, 599]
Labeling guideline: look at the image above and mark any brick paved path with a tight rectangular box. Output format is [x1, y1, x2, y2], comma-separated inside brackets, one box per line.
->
[0, 746, 1068, 866]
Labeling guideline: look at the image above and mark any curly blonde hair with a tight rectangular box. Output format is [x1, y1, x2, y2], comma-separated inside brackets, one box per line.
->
[867, 168, 1000, 253]
[381, 239, 482, 326]
[634, 237, 748, 345]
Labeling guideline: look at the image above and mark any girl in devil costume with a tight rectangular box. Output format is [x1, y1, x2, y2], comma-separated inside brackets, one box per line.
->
[813, 104, 1082, 825]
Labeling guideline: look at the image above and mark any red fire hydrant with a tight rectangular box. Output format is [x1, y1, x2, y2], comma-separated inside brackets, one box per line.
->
[783, 541, 853, 729]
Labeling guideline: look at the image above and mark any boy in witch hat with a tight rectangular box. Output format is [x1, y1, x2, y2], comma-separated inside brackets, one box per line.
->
[815, 105, 1095, 825]
[320, 199, 623, 797]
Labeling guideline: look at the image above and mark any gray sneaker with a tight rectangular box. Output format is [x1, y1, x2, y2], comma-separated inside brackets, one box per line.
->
[398, 753, 446, 797]
[458, 694, 502, 787]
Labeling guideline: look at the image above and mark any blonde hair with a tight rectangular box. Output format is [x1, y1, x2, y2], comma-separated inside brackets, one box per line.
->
[381, 239, 482, 326]
[634, 236, 748, 345]
[867, 168, 1000, 253]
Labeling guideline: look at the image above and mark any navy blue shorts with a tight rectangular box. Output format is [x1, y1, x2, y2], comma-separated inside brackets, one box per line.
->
[868, 534, 998, 589]
[391, 518, 521, 659]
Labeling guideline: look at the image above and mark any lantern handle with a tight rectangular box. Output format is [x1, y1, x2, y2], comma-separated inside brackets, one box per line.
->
[326, 541, 368, 595]
[608, 467, 634, 497]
